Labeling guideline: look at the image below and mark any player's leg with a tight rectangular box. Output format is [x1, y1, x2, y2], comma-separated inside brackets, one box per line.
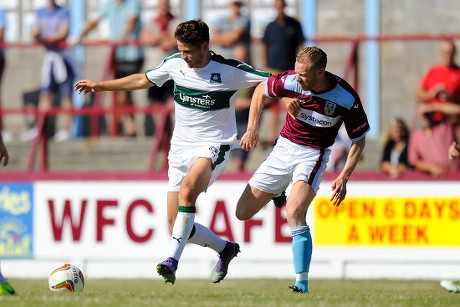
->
[286, 180, 316, 294]
[186, 150, 240, 283]
[236, 138, 292, 220]
[235, 184, 274, 221]
[166, 191, 179, 233]
[157, 157, 212, 284]
[167, 190, 229, 258]
[286, 140, 329, 294]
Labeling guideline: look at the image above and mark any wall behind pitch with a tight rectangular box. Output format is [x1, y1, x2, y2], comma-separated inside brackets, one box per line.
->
[1, 179, 459, 280]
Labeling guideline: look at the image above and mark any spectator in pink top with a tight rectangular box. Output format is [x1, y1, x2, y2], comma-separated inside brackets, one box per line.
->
[409, 103, 460, 177]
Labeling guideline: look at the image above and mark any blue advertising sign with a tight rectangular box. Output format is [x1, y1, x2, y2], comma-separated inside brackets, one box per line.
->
[0, 183, 33, 258]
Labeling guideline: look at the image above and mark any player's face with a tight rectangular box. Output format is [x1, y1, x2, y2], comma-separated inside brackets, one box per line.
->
[177, 40, 209, 68]
[295, 60, 322, 91]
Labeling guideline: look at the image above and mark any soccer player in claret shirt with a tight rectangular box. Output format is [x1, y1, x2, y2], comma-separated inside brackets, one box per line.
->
[75, 19, 270, 284]
[235, 46, 370, 293]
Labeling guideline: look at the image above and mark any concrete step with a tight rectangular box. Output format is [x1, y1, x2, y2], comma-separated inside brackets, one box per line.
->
[0, 136, 381, 173]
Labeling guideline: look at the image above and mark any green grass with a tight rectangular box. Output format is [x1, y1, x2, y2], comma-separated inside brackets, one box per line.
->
[1, 279, 459, 307]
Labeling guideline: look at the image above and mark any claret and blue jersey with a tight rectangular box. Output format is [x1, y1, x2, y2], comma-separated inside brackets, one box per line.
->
[266, 71, 370, 149]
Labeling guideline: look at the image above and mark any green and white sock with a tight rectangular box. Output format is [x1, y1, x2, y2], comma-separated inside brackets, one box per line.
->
[188, 222, 227, 253]
[170, 205, 196, 261]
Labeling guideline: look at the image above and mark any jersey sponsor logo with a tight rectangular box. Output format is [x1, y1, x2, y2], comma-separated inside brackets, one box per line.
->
[210, 73, 222, 84]
[324, 101, 337, 116]
[297, 108, 341, 127]
[174, 85, 235, 110]
[178, 93, 216, 108]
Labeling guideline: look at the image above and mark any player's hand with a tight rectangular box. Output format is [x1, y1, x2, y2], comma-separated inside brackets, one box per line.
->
[240, 128, 259, 151]
[330, 176, 347, 206]
[282, 97, 300, 119]
[74, 79, 100, 95]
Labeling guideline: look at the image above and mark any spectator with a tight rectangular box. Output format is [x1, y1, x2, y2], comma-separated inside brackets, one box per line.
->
[408, 105, 460, 177]
[380, 117, 411, 178]
[231, 43, 255, 172]
[415, 39, 460, 125]
[80, 0, 144, 137]
[260, 0, 305, 74]
[0, 9, 11, 143]
[140, 0, 178, 137]
[259, 0, 305, 143]
[419, 101, 460, 161]
[210, 1, 251, 60]
[21, 0, 75, 143]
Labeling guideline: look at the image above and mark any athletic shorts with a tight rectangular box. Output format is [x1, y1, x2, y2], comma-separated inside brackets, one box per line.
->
[249, 136, 330, 194]
[114, 59, 144, 78]
[41, 52, 75, 97]
[167, 144, 231, 191]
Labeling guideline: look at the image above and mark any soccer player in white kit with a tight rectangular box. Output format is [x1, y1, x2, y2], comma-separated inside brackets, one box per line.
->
[0, 133, 15, 295]
[236, 46, 370, 293]
[75, 19, 270, 284]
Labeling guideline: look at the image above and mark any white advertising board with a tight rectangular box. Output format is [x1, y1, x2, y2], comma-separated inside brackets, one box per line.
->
[1, 180, 460, 280]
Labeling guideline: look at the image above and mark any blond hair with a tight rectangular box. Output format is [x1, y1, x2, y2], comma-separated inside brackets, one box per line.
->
[296, 46, 327, 70]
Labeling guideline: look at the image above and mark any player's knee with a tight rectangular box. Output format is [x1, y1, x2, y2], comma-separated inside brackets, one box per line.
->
[235, 203, 251, 221]
[286, 201, 309, 222]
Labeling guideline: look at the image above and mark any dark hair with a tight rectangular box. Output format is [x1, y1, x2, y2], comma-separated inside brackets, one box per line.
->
[174, 19, 210, 47]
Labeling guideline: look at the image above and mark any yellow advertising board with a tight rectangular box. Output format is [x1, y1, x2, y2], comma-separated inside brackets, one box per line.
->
[314, 197, 460, 246]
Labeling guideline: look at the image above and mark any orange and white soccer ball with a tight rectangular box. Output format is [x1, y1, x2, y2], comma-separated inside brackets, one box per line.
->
[48, 263, 85, 293]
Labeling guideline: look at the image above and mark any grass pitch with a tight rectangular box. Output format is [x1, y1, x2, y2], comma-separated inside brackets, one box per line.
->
[1, 279, 458, 307]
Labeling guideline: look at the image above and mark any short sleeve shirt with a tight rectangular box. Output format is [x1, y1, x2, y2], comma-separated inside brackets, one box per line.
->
[99, 0, 143, 62]
[266, 71, 370, 148]
[145, 52, 270, 147]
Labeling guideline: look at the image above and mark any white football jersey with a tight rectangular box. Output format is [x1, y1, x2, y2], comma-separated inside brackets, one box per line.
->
[145, 52, 270, 147]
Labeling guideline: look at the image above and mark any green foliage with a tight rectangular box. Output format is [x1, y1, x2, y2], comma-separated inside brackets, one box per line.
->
[1, 279, 459, 307]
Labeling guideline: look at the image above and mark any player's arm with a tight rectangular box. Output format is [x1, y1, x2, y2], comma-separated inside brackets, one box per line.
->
[240, 82, 267, 151]
[74, 73, 152, 94]
[330, 137, 366, 206]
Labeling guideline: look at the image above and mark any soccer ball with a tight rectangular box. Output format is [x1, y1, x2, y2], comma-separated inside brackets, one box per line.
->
[48, 264, 85, 293]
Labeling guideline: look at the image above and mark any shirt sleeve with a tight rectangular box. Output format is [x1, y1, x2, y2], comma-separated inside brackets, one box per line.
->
[145, 58, 172, 87]
[342, 94, 371, 142]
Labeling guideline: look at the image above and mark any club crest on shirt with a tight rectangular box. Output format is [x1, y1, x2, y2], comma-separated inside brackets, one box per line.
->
[209, 146, 219, 158]
[324, 101, 337, 116]
[210, 73, 222, 84]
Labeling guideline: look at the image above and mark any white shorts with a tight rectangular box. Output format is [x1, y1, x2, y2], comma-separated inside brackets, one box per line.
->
[249, 136, 330, 194]
[168, 144, 231, 191]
